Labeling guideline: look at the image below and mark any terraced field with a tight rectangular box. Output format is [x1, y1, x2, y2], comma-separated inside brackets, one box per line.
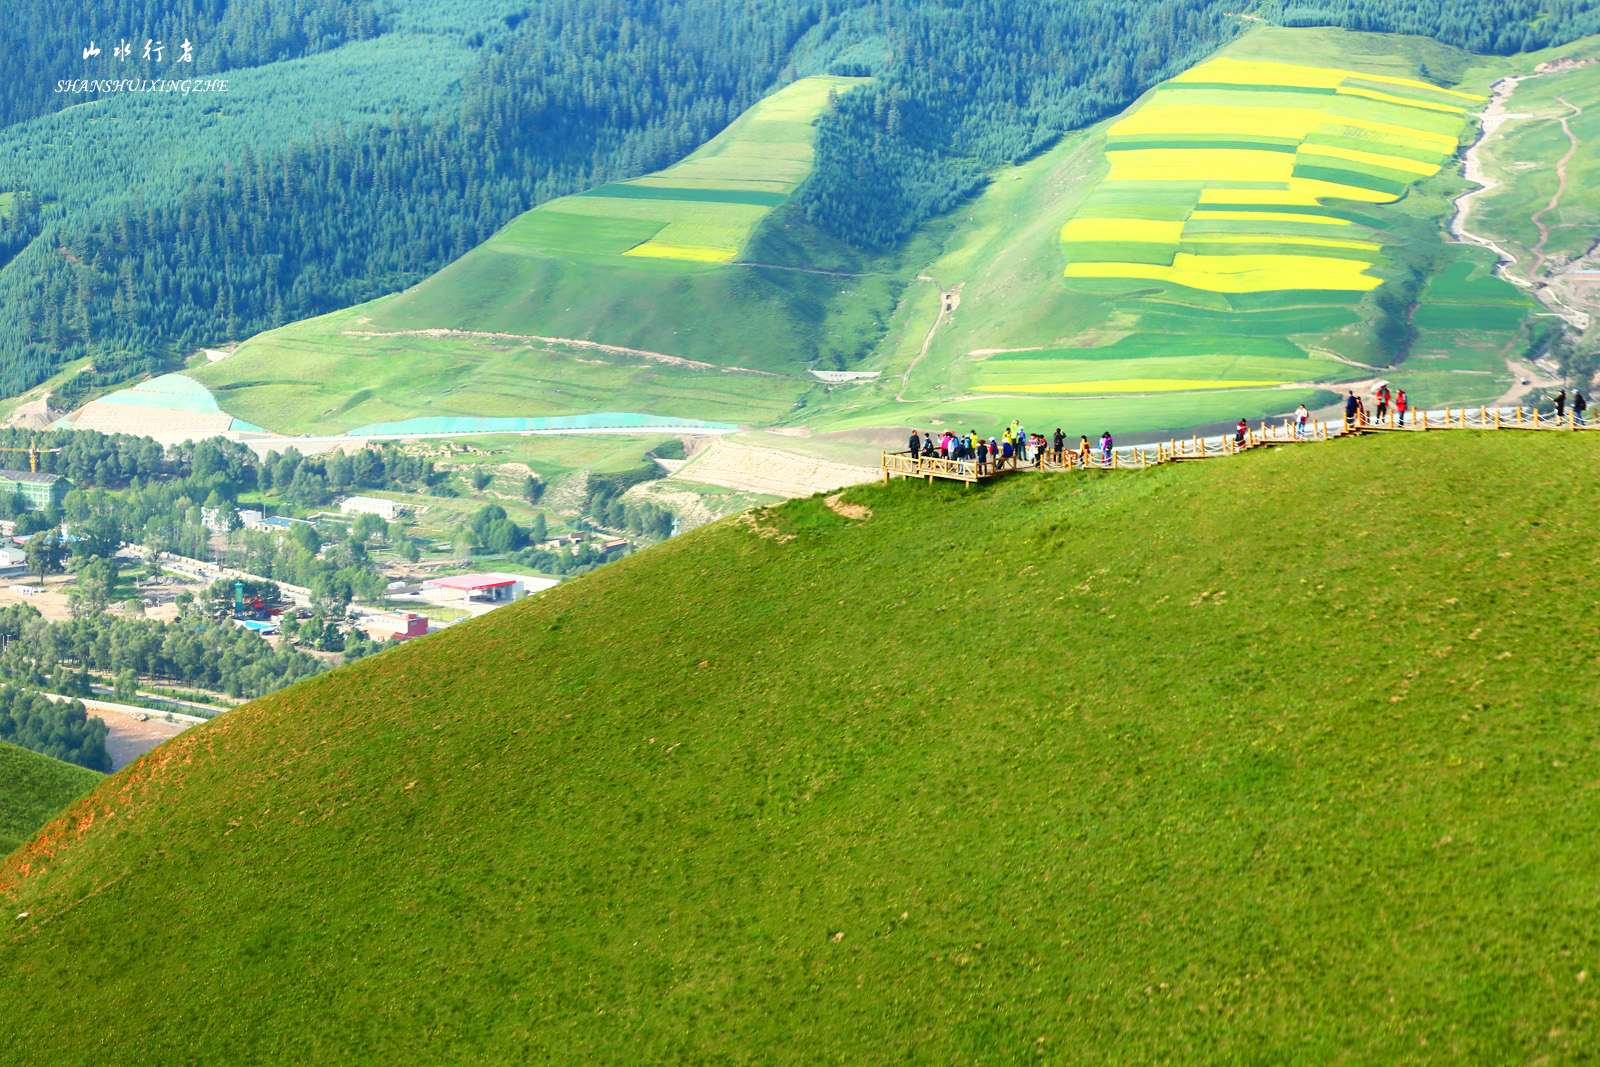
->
[851, 28, 1530, 430]
[1061, 57, 1478, 297]
[472, 75, 867, 269]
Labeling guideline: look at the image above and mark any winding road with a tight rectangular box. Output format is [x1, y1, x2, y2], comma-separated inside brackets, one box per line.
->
[1449, 68, 1591, 331]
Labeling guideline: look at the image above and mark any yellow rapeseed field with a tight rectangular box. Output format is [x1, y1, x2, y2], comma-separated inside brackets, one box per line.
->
[1060, 54, 1477, 296]
[1065, 252, 1382, 293]
[1109, 104, 1326, 141]
[1107, 147, 1295, 183]
[1190, 209, 1352, 225]
[622, 240, 739, 264]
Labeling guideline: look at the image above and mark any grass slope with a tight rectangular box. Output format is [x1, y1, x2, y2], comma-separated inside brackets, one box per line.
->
[0, 740, 102, 856]
[829, 27, 1529, 435]
[6, 433, 1600, 1063]
[194, 77, 929, 435]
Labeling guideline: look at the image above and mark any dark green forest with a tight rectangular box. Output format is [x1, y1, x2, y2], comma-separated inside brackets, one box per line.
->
[2, 0, 1598, 395]
[0, 686, 110, 772]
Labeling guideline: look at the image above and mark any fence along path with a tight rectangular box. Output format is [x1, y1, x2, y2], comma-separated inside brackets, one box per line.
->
[881, 405, 1595, 484]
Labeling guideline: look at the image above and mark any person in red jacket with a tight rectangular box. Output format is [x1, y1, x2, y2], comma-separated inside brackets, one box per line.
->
[1396, 390, 1409, 426]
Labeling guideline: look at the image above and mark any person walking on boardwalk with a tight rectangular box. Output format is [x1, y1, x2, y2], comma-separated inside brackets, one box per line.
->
[1344, 391, 1359, 429]
[908, 429, 922, 458]
[1576, 391, 1588, 426]
[1033, 434, 1045, 468]
[1078, 435, 1091, 466]
[1234, 418, 1247, 448]
[1098, 431, 1113, 466]
[1053, 428, 1065, 461]
[1555, 389, 1567, 420]
[1395, 390, 1408, 426]
[975, 437, 989, 475]
[1375, 384, 1390, 421]
[1295, 403, 1310, 439]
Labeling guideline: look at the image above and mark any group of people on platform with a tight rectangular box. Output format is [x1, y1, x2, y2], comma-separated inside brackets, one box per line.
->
[1344, 384, 1411, 427]
[905, 378, 1595, 483]
[908, 423, 1117, 475]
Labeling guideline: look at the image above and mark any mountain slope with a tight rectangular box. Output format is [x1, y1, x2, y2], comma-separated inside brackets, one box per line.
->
[191, 75, 928, 435]
[188, 26, 1569, 443]
[6, 432, 1600, 1063]
[0, 741, 103, 855]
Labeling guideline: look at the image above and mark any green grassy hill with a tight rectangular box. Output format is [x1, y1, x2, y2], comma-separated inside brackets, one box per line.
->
[6, 432, 1600, 1062]
[0, 740, 102, 856]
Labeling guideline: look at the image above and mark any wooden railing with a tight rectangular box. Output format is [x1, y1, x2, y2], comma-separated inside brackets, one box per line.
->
[883, 406, 1592, 486]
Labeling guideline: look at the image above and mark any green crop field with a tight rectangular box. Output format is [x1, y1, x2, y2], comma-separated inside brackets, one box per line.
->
[0, 741, 101, 855]
[7, 433, 1600, 1062]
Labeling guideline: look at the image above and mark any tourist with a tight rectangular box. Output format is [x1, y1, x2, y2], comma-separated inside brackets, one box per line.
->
[908, 429, 920, 457]
[1576, 391, 1588, 426]
[1396, 390, 1408, 426]
[1344, 391, 1359, 428]
[1033, 434, 1045, 467]
[1375, 384, 1390, 421]
[975, 437, 989, 475]
[1053, 428, 1065, 461]
[1078, 436, 1091, 466]
[1099, 431, 1113, 465]
[1295, 403, 1310, 439]
[1555, 389, 1568, 420]
[1234, 418, 1247, 447]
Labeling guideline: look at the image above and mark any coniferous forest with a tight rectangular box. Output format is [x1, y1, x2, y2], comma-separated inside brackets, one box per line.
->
[2, 0, 1598, 398]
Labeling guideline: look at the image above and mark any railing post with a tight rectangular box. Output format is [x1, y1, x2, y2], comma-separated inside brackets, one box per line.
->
[1495, 409, 1501, 430]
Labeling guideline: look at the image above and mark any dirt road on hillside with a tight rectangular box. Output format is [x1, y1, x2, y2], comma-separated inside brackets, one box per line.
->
[1530, 95, 1583, 277]
[1450, 66, 1593, 331]
[345, 324, 792, 378]
[897, 278, 962, 402]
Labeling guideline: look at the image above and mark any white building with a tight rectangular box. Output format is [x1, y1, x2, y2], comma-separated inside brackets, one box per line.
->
[340, 496, 400, 521]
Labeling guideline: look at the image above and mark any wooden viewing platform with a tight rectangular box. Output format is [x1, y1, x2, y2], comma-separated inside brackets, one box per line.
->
[883, 404, 1597, 486]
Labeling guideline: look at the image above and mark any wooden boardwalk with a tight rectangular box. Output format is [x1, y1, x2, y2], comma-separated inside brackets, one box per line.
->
[883, 405, 1596, 485]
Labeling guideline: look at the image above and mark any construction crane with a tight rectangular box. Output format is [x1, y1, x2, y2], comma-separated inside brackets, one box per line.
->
[0, 439, 62, 473]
